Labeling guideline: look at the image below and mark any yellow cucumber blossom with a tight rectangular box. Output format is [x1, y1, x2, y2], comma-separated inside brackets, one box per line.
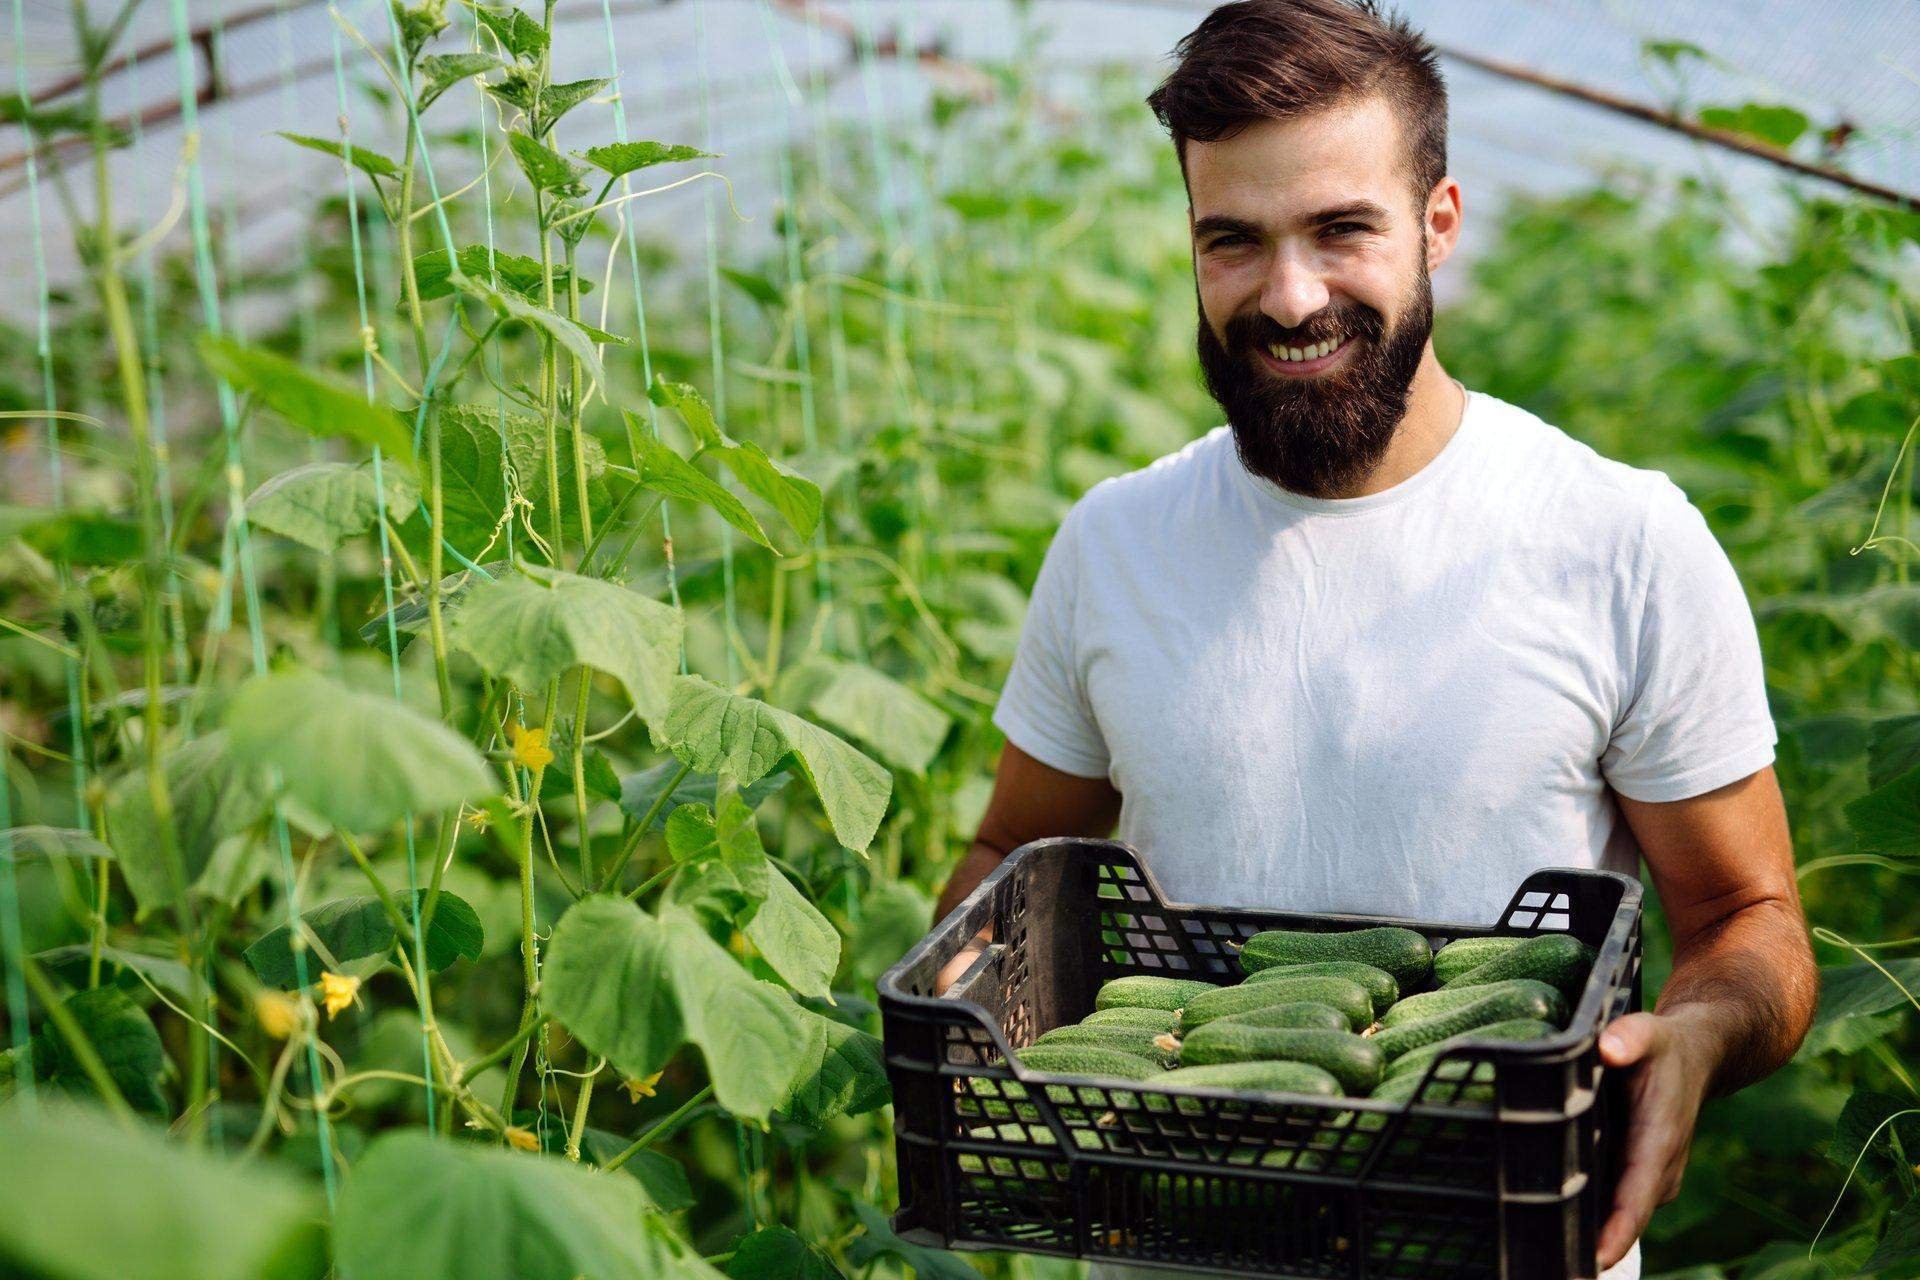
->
[621, 1072, 664, 1104]
[317, 971, 361, 1020]
[462, 805, 491, 834]
[254, 990, 302, 1040]
[509, 722, 554, 771]
[505, 1125, 541, 1152]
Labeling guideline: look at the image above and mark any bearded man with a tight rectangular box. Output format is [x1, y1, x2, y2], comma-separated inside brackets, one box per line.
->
[930, 3, 1817, 1278]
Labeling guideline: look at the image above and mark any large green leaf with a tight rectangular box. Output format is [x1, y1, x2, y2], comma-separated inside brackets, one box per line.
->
[411, 245, 586, 303]
[416, 53, 502, 108]
[471, 4, 547, 59]
[198, 336, 414, 466]
[649, 378, 821, 538]
[579, 141, 713, 177]
[847, 1202, 980, 1280]
[655, 675, 891, 853]
[542, 897, 812, 1122]
[433, 404, 610, 557]
[540, 78, 609, 127]
[507, 130, 587, 196]
[1814, 959, 1920, 1027]
[624, 418, 777, 551]
[332, 1131, 720, 1280]
[105, 731, 275, 919]
[448, 565, 682, 724]
[618, 761, 792, 832]
[458, 280, 618, 390]
[778, 1011, 888, 1127]
[1847, 765, 1920, 857]
[225, 669, 494, 831]
[0, 1101, 326, 1280]
[44, 986, 169, 1114]
[726, 1228, 846, 1280]
[244, 890, 484, 988]
[246, 461, 419, 552]
[847, 881, 932, 985]
[746, 868, 839, 998]
[1828, 1089, 1920, 1188]
[278, 131, 401, 181]
[580, 1130, 694, 1210]
[1868, 1202, 1920, 1272]
[663, 794, 770, 919]
[1, 507, 142, 564]
[1871, 714, 1920, 790]
[779, 656, 952, 774]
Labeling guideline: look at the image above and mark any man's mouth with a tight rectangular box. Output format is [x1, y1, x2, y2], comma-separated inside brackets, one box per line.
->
[1254, 333, 1354, 377]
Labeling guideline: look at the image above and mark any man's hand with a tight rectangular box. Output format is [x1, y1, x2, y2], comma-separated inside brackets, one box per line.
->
[1595, 1006, 1724, 1268]
[937, 935, 990, 995]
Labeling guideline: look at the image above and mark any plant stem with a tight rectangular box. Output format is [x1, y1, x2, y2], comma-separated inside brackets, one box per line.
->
[565, 1061, 598, 1161]
[598, 757, 693, 892]
[603, 1084, 713, 1173]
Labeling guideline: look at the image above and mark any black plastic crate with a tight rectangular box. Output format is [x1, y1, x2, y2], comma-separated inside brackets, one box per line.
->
[878, 838, 1643, 1280]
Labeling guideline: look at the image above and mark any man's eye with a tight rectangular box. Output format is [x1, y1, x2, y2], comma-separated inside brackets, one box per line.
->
[1207, 234, 1252, 250]
[1324, 222, 1368, 237]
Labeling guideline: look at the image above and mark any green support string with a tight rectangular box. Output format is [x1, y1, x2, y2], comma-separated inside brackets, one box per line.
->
[695, 0, 743, 691]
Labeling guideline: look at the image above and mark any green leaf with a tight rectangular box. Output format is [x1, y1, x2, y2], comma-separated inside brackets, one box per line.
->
[417, 52, 502, 108]
[779, 656, 951, 774]
[619, 761, 792, 832]
[583, 749, 622, 802]
[847, 881, 931, 985]
[541, 77, 609, 126]
[1814, 959, 1920, 1027]
[471, 4, 548, 60]
[579, 141, 714, 178]
[726, 1228, 846, 1280]
[0, 507, 143, 564]
[624, 417, 777, 551]
[358, 561, 507, 647]
[655, 675, 890, 853]
[1847, 764, 1920, 857]
[448, 565, 682, 725]
[508, 129, 587, 196]
[847, 1202, 980, 1280]
[198, 336, 415, 466]
[36, 943, 196, 1003]
[45, 987, 169, 1114]
[649, 377, 821, 538]
[244, 890, 485, 988]
[747, 867, 839, 998]
[246, 461, 419, 552]
[457, 278, 616, 390]
[1697, 102, 1810, 150]
[433, 404, 609, 557]
[581, 1130, 694, 1210]
[332, 1131, 721, 1280]
[2, 825, 115, 860]
[412, 245, 587, 302]
[779, 1011, 887, 1127]
[1868, 1202, 1920, 1272]
[225, 668, 494, 832]
[0, 1100, 327, 1280]
[542, 897, 813, 1122]
[1871, 715, 1920, 790]
[1828, 1089, 1920, 1187]
[721, 268, 783, 309]
[105, 731, 275, 919]
[278, 131, 401, 180]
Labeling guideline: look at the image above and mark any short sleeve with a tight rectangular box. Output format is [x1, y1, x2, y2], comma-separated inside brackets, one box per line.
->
[1601, 483, 1777, 802]
[990, 503, 1112, 778]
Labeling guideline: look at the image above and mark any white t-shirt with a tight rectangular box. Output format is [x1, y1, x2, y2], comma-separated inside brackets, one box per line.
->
[991, 389, 1776, 1280]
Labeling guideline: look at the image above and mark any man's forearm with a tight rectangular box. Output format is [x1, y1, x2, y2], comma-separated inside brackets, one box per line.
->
[935, 839, 1009, 926]
[1653, 895, 1817, 1096]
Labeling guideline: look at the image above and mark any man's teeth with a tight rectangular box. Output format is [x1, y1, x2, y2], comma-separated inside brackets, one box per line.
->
[1267, 337, 1342, 363]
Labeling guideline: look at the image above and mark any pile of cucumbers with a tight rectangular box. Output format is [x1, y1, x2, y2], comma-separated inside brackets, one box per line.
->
[1014, 926, 1596, 1108]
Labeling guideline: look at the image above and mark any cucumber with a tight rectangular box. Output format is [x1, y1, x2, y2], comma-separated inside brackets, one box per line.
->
[1013, 1044, 1160, 1081]
[1238, 926, 1432, 989]
[1372, 986, 1569, 1061]
[1432, 936, 1526, 984]
[1151, 1061, 1342, 1097]
[1381, 1018, 1557, 1084]
[1444, 933, 1596, 998]
[1245, 960, 1398, 1008]
[1178, 1024, 1384, 1095]
[1179, 976, 1372, 1033]
[1031, 1024, 1179, 1067]
[1212, 1001, 1351, 1034]
[1082, 1006, 1180, 1033]
[1370, 1070, 1494, 1108]
[1093, 975, 1218, 1013]
[1380, 978, 1566, 1030]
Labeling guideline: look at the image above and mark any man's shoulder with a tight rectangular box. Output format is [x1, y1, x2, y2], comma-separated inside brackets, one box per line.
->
[1470, 391, 1692, 532]
[1059, 424, 1237, 534]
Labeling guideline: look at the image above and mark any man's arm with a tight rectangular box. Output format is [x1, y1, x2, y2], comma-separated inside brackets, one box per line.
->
[1596, 765, 1817, 1268]
[932, 742, 1123, 992]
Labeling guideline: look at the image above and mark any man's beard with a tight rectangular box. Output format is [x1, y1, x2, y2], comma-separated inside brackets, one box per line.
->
[1196, 263, 1433, 499]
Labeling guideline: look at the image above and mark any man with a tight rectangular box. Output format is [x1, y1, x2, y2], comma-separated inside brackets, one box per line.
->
[931, 2, 1817, 1277]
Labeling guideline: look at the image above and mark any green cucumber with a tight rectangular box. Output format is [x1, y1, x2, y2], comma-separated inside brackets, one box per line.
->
[1369, 1071, 1494, 1108]
[1238, 926, 1432, 988]
[1179, 976, 1372, 1033]
[1212, 1001, 1351, 1033]
[1178, 1024, 1383, 1095]
[1082, 1006, 1179, 1033]
[1432, 936, 1527, 984]
[1444, 933, 1596, 998]
[1013, 1044, 1160, 1080]
[1093, 975, 1218, 1013]
[1372, 987, 1569, 1061]
[1031, 1024, 1179, 1067]
[1381, 978, 1566, 1029]
[1151, 1061, 1342, 1097]
[1245, 960, 1398, 1008]
[1381, 1018, 1557, 1083]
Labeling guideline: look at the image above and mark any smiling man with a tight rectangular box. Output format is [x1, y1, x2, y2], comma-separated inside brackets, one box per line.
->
[932, 2, 1817, 1277]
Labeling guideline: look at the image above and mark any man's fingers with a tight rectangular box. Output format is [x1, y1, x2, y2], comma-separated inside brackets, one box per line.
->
[1599, 1012, 1661, 1068]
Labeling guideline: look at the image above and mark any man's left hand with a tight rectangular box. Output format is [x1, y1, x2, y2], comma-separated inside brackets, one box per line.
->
[1594, 1007, 1723, 1269]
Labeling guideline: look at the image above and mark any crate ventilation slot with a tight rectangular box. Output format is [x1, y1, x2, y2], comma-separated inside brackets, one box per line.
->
[1508, 891, 1572, 931]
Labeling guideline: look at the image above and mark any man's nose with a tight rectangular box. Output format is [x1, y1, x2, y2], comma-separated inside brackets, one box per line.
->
[1257, 245, 1331, 332]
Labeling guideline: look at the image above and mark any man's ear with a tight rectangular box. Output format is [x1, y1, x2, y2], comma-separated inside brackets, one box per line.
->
[1424, 176, 1463, 272]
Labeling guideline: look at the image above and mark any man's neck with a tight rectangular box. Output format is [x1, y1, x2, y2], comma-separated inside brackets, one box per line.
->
[1336, 348, 1465, 499]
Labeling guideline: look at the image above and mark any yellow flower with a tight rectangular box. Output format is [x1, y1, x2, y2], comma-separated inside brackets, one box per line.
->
[509, 723, 554, 771]
[621, 1072, 664, 1104]
[462, 805, 491, 834]
[317, 971, 361, 1020]
[255, 990, 301, 1040]
[505, 1125, 541, 1152]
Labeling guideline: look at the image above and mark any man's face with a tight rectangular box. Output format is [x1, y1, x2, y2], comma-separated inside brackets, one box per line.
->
[1185, 95, 1436, 497]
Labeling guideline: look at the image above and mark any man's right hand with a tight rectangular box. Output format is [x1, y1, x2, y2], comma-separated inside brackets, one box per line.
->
[936, 935, 990, 995]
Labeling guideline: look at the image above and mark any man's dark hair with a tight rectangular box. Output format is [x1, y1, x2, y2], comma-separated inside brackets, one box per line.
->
[1146, 0, 1448, 211]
